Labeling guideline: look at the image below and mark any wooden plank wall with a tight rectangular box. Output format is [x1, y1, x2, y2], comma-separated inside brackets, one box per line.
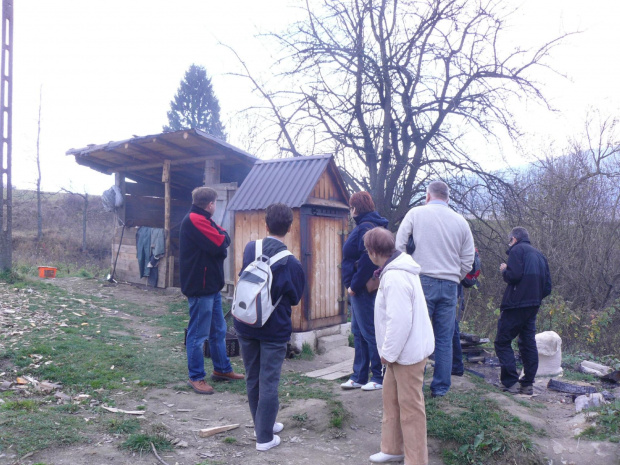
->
[311, 170, 338, 201]
[233, 210, 304, 329]
[307, 215, 346, 329]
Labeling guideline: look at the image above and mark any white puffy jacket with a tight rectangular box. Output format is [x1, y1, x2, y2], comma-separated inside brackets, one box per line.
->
[374, 253, 435, 365]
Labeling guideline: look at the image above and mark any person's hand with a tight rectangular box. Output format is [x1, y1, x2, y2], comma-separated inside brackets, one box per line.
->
[347, 287, 355, 296]
[381, 357, 389, 365]
[499, 263, 507, 272]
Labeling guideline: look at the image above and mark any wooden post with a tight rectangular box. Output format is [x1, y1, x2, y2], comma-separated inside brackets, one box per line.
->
[162, 160, 171, 287]
[204, 159, 220, 186]
[114, 172, 126, 226]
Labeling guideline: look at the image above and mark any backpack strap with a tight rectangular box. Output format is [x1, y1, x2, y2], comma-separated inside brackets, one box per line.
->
[269, 249, 292, 266]
[255, 239, 263, 260]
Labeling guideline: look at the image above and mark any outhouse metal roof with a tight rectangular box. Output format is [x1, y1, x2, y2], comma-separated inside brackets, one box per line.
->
[227, 154, 349, 211]
[66, 129, 258, 193]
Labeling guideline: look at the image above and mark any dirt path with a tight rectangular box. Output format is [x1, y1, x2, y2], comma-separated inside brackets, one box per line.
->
[3, 277, 620, 465]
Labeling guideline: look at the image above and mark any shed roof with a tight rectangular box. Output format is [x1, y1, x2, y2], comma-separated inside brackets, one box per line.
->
[66, 129, 258, 193]
[227, 155, 349, 211]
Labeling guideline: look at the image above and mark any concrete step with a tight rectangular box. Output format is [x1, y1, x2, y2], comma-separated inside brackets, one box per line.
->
[317, 334, 349, 354]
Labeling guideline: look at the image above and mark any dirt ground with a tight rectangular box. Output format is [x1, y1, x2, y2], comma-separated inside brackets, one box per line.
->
[3, 277, 620, 465]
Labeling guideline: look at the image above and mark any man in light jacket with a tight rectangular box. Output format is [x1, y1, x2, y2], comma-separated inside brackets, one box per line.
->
[365, 227, 434, 465]
[395, 180, 474, 397]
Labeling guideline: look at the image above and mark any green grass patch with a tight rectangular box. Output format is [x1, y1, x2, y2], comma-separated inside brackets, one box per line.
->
[578, 399, 620, 443]
[298, 342, 315, 360]
[348, 332, 354, 347]
[223, 436, 237, 444]
[120, 433, 173, 453]
[328, 400, 349, 429]
[293, 412, 308, 423]
[107, 417, 141, 435]
[0, 407, 85, 456]
[426, 390, 543, 465]
[1, 399, 39, 412]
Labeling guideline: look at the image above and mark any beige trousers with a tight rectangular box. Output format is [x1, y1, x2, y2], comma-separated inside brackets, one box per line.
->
[381, 358, 428, 465]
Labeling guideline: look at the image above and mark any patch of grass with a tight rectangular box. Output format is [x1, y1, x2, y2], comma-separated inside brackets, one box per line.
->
[195, 460, 225, 465]
[560, 368, 598, 383]
[293, 412, 308, 423]
[328, 400, 349, 429]
[120, 433, 173, 453]
[51, 403, 81, 414]
[578, 399, 620, 442]
[299, 342, 315, 360]
[107, 418, 141, 435]
[223, 436, 237, 444]
[426, 389, 544, 465]
[1, 399, 39, 412]
[0, 408, 85, 455]
[348, 332, 354, 347]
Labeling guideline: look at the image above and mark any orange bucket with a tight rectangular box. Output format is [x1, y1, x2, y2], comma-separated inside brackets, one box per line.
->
[38, 266, 57, 278]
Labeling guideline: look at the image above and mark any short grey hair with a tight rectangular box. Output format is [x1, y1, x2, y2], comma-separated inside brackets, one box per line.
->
[509, 227, 529, 242]
[427, 180, 450, 201]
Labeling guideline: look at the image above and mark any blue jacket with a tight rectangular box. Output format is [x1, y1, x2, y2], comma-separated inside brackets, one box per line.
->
[342, 211, 389, 294]
[234, 238, 305, 342]
[500, 239, 552, 310]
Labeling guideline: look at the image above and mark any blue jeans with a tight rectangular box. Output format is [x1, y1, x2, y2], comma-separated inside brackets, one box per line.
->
[452, 285, 465, 375]
[494, 306, 539, 388]
[420, 275, 457, 396]
[237, 336, 287, 444]
[186, 292, 232, 380]
[350, 289, 383, 384]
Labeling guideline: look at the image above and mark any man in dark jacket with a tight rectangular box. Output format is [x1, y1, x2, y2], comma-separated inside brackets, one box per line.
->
[495, 227, 552, 395]
[180, 187, 244, 395]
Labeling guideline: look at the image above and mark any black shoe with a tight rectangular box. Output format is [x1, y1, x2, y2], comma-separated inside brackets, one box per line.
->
[451, 371, 464, 377]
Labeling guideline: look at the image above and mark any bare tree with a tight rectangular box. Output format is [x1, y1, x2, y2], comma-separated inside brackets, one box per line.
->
[232, 0, 570, 225]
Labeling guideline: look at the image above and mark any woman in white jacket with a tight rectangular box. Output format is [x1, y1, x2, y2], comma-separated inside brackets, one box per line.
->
[364, 227, 435, 465]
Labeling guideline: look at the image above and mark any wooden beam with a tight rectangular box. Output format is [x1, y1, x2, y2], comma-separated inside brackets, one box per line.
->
[106, 155, 225, 174]
[152, 136, 207, 159]
[204, 159, 220, 185]
[163, 160, 171, 287]
[114, 173, 126, 226]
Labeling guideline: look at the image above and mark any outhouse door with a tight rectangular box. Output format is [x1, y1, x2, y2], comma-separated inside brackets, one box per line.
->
[300, 206, 348, 330]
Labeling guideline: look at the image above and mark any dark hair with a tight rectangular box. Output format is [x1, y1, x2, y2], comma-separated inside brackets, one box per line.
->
[509, 226, 529, 242]
[427, 180, 450, 201]
[349, 191, 375, 215]
[363, 227, 395, 257]
[192, 187, 217, 209]
[266, 203, 294, 236]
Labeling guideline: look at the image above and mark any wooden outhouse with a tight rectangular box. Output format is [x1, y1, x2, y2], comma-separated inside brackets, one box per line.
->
[67, 129, 257, 288]
[227, 155, 350, 332]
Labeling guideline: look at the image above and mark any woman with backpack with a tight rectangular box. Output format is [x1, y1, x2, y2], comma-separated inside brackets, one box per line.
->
[341, 192, 389, 391]
[233, 203, 305, 451]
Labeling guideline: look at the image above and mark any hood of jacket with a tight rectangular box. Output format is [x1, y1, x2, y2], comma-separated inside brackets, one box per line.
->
[381, 252, 421, 277]
[353, 210, 389, 228]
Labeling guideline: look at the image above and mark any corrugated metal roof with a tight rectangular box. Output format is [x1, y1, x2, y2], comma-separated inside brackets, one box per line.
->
[227, 155, 347, 211]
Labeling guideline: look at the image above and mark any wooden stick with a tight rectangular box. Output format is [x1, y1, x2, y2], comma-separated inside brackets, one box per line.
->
[150, 442, 170, 465]
[198, 424, 240, 438]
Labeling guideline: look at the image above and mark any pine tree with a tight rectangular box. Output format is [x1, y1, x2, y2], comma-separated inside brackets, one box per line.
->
[163, 64, 226, 140]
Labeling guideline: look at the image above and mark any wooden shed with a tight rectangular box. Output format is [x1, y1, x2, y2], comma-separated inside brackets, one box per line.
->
[66, 129, 257, 288]
[227, 155, 350, 332]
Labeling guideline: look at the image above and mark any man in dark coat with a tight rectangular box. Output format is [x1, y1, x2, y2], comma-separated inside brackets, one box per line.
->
[495, 227, 552, 395]
[180, 187, 244, 395]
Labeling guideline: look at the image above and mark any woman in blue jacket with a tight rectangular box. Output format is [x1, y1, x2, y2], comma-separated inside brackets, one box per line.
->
[341, 192, 388, 391]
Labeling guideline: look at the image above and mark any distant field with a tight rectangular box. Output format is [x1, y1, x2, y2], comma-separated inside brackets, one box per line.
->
[10, 189, 114, 277]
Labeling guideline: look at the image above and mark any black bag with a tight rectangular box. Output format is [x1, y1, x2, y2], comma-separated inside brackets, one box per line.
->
[406, 234, 416, 255]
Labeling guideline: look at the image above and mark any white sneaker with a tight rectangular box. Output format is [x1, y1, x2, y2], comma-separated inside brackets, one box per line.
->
[340, 379, 363, 390]
[256, 434, 280, 451]
[361, 381, 383, 391]
[369, 451, 405, 463]
[254, 422, 284, 437]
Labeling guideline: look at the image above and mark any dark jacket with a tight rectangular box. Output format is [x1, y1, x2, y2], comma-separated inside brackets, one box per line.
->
[234, 238, 305, 342]
[342, 211, 389, 294]
[500, 239, 552, 310]
[179, 205, 231, 297]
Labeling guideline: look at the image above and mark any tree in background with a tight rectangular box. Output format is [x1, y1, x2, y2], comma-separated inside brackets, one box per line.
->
[163, 64, 226, 140]
[233, 0, 570, 225]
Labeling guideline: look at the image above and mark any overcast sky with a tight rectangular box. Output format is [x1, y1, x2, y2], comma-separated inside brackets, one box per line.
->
[8, 0, 620, 195]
